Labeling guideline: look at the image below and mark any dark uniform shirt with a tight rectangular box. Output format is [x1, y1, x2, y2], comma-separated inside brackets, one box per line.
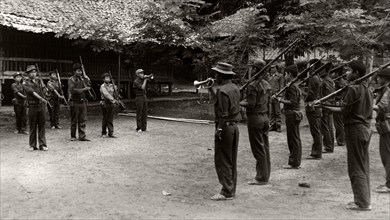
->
[305, 75, 321, 102]
[267, 72, 284, 95]
[321, 76, 335, 103]
[214, 82, 240, 122]
[342, 82, 373, 126]
[11, 82, 26, 102]
[68, 75, 89, 101]
[47, 79, 60, 100]
[334, 78, 347, 101]
[375, 85, 390, 122]
[133, 77, 146, 96]
[246, 79, 271, 114]
[23, 78, 45, 104]
[284, 83, 301, 111]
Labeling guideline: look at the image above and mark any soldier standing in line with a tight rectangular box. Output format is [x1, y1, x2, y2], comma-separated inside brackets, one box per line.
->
[332, 67, 347, 146]
[68, 63, 91, 141]
[267, 64, 284, 132]
[373, 67, 390, 193]
[23, 65, 48, 151]
[209, 62, 240, 201]
[11, 72, 28, 134]
[305, 59, 323, 160]
[318, 60, 373, 211]
[133, 69, 149, 132]
[319, 63, 335, 153]
[100, 72, 119, 138]
[275, 65, 303, 169]
[240, 59, 272, 185]
[47, 71, 65, 129]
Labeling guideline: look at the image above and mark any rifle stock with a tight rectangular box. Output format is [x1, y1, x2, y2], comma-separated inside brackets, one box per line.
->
[79, 56, 96, 100]
[313, 61, 390, 106]
[108, 71, 126, 110]
[240, 39, 299, 92]
[56, 69, 68, 105]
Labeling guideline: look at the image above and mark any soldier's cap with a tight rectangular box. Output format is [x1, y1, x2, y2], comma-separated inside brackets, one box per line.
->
[211, 62, 235, 75]
[13, 72, 23, 78]
[101, 72, 111, 78]
[73, 63, 82, 71]
[378, 67, 390, 78]
[135, 69, 144, 75]
[26, 65, 37, 73]
[49, 71, 57, 76]
[248, 59, 266, 69]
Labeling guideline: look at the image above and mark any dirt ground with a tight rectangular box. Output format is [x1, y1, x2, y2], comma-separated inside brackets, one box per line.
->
[1, 101, 389, 219]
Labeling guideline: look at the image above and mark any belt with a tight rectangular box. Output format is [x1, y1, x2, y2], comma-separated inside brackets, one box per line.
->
[70, 98, 85, 102]
[225, 121, 237, 126]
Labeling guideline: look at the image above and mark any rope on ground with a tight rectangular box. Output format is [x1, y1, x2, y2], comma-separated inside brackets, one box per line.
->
[118, 112, 214, 125]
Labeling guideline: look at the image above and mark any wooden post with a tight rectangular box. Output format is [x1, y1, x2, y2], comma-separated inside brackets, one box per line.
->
[118, 54, 121, 95]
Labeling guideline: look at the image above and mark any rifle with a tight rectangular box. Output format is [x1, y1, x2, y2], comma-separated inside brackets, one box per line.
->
[240, 39, 299, 92]
[333, 73, 347, 81]
[298, 61, 331, 87]
[312, 61, 390, 106]
[274, 55, 325, 97]
[35, 64, 52, 108]
[56, 69, 68, 105]
[108, 71, 126, 111]
[79, 56, 96, 100]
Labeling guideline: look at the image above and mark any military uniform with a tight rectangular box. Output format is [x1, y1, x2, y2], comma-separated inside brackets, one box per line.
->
[320, 75, 335, 152]
[343, 81, 373, 209]
[284, 83, 303, 168]
[305, 74, 323, 159]
[68, 74, 90, 140]
[11, 77, 27, 133]
[100, 81, 117, 137]
[246, 78, 272, 183]
[333, 78, 347, 146]
[133, 77, 148, 131]
[23, 74, 47, 150]
[47, 78, 62, 128]
[267, 71, 284, 131]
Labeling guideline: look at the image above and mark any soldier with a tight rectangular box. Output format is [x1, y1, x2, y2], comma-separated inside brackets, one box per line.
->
[267, 64, 284, 132]
[100, 72, 119, 138]
[133, 69, 149, 132]
[373, 67, 390, 193]
[209, 62, 240, 201]
[23, 65, 48, 151]
[320, 63, 335, 153]
[47, 71, 65, 129]
[240, 59, 272, 185]
[11, 72, 28, 134]
[68, 63, 91, 141]
[275, 65, 303, 169]
[305, 59, 323, 160]
[318, 60, 373, 211]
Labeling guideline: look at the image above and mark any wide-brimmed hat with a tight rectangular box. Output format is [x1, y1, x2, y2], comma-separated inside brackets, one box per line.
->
[378, 67, 390, 78]
[135, 69, 144, 75]
[26, 65, 37, 73]
[101, 72, 111, 78]
[211, 62, 235, 75]
[13, 72, 23, 78]
[248, 59, 266, 69]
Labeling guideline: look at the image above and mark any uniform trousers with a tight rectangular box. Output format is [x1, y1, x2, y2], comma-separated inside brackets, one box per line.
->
[214, 123, 239, 198]
[48, 98, 60, 127]
[247, 112, 270, 182]
[345, 124, 371, 208]
[14, 103, 27, 132]
[135, 95, 147, 131]
[379, 132, 390, 188]
[285, 110, 302, 167]
[70, 101, 87, 139]
[306, 108, 323, 158]
[270, 98, 282, 129]
[321, 109, 334, 152]
[28, 103, 46, 149]
[101, 102, 114, 136]
[333, 112, 345, 145]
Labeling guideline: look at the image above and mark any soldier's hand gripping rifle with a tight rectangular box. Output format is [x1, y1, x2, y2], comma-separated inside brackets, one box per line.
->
[56, 69, 68, 105]
[273, 55, 325, 98]
[35, 64, 52, 108]
[79, 56, 97, 100]
[108, 71, 126, 111]
[312, 61, 390, 107]
[240, 39, 299, 93]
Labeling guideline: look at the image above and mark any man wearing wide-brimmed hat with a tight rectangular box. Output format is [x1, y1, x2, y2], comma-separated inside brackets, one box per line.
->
[240, 59, 272, 186]
[373, 67, 390, 194]
[23, 64, 48, 151]
[11, 71, 28, 134]
[208, 62, 240, 201]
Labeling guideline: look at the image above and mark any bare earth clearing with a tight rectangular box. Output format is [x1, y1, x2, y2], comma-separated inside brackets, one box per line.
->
[1, 101, 389, 219]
